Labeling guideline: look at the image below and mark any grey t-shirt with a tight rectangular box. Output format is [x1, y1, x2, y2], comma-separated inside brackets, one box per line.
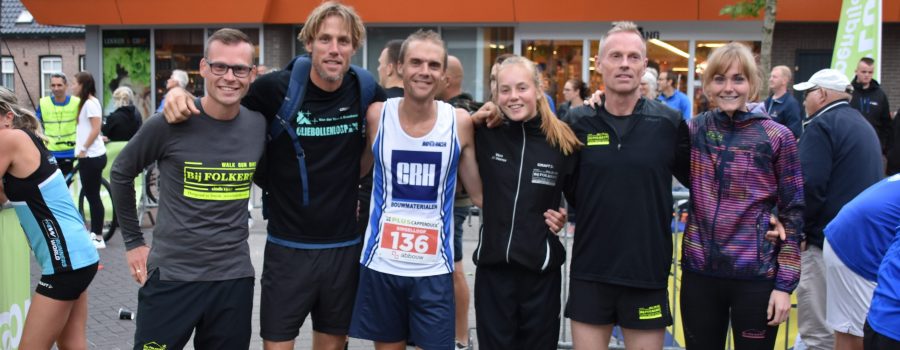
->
[111, 100, 265, 281]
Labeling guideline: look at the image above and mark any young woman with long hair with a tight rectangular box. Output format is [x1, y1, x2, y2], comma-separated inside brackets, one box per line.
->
[680, 42, 804, 349]
[73, 71, 108, 248]
[472, 56, 581, 349]
[0, 87, 100, 349]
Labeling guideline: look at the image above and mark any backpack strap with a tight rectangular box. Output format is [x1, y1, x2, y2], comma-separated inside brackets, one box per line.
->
[350, 65, 377, 135]
[268, 55, 312, 206]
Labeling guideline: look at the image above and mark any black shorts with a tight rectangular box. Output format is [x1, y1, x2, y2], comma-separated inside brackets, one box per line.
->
[453, 206, 469, 262]
[134, 271, 254, 350]
[864, 321, 900, 350]
[260, 241, 362, 341]
[565, 279, 672, 330]
[36, 262, 98, 301]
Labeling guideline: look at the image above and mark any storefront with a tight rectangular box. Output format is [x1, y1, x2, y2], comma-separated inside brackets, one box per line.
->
[21, 0, 900, 116]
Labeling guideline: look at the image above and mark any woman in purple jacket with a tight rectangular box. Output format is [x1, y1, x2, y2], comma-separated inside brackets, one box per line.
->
[680, 42, 805, 349]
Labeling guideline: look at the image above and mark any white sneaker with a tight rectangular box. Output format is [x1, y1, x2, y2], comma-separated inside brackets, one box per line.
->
[91, 233, 106, 249]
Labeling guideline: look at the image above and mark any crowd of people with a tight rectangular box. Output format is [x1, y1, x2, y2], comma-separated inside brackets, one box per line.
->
[1, 1, 899, 350]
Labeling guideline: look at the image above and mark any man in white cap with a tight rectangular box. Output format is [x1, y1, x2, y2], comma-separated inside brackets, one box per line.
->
[793, 68, 884, 350]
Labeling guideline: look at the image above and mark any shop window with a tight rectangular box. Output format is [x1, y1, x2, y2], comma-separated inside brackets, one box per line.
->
[39, 56, 62, 97]
[522, 40, 583, 108]
[1, 57, 13, 91]
[155, 29, 204, 110]
[104, 30, 152, 118]
[482, 27, 514, 101]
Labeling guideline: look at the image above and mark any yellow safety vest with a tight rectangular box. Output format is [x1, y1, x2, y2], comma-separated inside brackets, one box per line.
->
[39, 96, 80, 153]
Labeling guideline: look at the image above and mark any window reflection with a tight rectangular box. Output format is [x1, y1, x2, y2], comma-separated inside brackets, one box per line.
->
[522, 40, 583, 106]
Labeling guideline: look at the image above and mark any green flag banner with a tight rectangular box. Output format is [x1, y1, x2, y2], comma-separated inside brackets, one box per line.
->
[831, 0, 882, 81]
[0, 210, 31, 350]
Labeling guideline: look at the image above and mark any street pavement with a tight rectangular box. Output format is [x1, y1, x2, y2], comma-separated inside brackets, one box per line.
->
[29, 208, 563, 349]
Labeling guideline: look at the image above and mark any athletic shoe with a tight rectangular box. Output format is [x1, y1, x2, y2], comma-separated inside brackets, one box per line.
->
[91, 232, 106, 249]
[455, 341, 469, 350]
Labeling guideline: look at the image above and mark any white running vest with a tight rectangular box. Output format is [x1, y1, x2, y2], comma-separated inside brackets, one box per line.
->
[361, 97, 460, 277]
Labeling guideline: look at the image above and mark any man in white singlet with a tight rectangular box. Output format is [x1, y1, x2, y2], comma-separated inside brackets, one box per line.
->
[349, 30, 483, 350]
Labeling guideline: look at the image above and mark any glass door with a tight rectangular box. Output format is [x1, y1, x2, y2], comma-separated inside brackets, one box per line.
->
[521, 40, 584, 109]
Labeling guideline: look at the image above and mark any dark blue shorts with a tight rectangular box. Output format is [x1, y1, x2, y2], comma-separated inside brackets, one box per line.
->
[350, 266, 454, 349]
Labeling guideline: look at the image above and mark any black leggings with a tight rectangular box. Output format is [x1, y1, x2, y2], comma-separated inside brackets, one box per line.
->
[681, 271, 778, 350]
[79, 154, 107, 235]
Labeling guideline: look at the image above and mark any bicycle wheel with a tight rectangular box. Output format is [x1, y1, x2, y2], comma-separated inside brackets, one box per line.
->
[79, 177, 118, 241]
[144, 163, 160, 204]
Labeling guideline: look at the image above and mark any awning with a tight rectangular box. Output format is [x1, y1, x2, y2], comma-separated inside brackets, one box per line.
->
[20, 0, 900, 26]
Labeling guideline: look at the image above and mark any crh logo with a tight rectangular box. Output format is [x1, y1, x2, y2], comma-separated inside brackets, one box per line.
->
[392, 150, 442, 203]
[396, 163, 436, 187]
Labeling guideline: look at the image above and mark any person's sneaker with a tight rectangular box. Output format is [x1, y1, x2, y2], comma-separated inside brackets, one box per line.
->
[455, 341, 468, 350]
[91, 233, 106, 249]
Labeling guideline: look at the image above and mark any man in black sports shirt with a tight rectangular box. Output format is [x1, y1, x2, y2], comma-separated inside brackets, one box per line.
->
[162, 3, 386, 350]
[561, 21, 690, 350]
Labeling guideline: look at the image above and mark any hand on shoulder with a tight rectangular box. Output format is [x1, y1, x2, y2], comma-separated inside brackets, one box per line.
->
[162, 87, 200, 124]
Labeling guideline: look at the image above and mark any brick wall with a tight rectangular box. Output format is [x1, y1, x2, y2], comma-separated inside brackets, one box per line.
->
[772, 22, 900, 115]
[263, 24, 296, 71]
[2, 37, 85, 111]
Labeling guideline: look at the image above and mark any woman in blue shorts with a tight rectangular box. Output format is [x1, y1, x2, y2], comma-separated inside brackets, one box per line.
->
[0, 87, 100, 349]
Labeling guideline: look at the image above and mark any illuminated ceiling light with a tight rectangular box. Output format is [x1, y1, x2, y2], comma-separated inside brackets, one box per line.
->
[589, 57, 595, 62]
[672, 67, 689, 72]
[589, 66, 595, 70]
[553, 50, 557, 55]
[499, 45, 505, 49]
[699, 43, 726, 48]
[649, 39, 690, 59]
[489, 44, 498, 49]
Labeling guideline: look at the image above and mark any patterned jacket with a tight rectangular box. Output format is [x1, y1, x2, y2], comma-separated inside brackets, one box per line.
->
[682, 108, 805, 293]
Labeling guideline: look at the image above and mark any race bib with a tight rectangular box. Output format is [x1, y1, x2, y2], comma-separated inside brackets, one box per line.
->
[378, 215, 442, 264]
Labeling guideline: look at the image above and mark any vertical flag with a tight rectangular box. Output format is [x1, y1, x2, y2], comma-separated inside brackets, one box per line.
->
[831, 0, 882, 81]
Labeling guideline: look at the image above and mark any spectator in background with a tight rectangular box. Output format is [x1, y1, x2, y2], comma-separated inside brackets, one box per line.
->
[765, 65, 803, 138]
[73, 71, 108, 250]
[377, 39, 405, 98]
[657, 70, 692, 120]
[889, 108, 900, 175]
[156, 69, 189, 114]
[850, 57, 892, 158]
[793, 68, 884, 350]
[640, 71, 658, 100]
[102, 86, 142, 142]
[36, 73, 80, 177]
[557, 78, 588, 118]
[540, 70, 557, 112]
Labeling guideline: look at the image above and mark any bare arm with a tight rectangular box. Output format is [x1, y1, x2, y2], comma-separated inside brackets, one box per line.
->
[360, 102, 383, 179]
[456, 109, 483, 208]
[162, 87, 200, 124]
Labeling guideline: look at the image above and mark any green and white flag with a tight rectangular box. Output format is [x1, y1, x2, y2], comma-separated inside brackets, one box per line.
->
[0, 211, 31, 350]
[831, 0, 882, 81]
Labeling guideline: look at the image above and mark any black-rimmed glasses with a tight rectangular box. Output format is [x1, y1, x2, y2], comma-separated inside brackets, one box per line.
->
[205, 59, 254, 78]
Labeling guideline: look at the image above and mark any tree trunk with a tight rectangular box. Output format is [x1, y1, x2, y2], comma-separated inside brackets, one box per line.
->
[760, 0, 777, 98]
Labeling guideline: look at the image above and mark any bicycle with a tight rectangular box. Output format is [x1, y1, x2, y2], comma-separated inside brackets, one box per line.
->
[64, 160, 118, 241]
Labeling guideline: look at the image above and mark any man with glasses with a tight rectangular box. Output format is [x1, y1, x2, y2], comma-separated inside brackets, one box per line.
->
[162, 3, 386, 349]
[793, 68, 883, 350]
[36, 73, 80, 177]
[110, 28, 264, 350]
